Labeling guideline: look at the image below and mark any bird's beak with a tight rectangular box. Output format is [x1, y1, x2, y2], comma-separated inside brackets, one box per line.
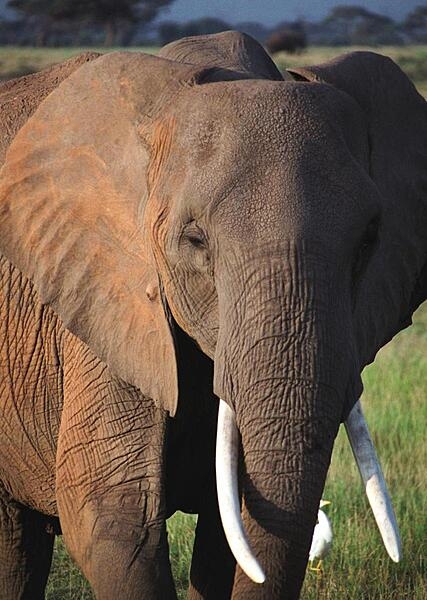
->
[320, 500, 331, 509]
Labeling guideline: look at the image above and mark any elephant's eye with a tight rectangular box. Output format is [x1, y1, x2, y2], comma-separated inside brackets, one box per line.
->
[352, 215, 380, 286]
[181, 222, 208, 250]
[180, 222, 212, 273]
[364, 215, 380, 246]
[186, 231, 206, 249]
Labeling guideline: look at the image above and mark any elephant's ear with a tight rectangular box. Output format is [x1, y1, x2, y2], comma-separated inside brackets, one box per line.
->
[0, 52, 207, 415]
[159, 30, 286, 81]
[288, 52, 427, 367]
[0, 51, 101, 165]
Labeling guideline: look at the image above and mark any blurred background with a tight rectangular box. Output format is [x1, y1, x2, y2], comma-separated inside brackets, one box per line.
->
[1, 1, 427, 94]
[0, 0, 425, 49]
[0, 2, 425, 599]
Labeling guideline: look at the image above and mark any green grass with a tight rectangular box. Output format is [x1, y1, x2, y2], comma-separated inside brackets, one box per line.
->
[45, 304, 427, 599]
[0, 46, 158, 80]
[47, 539, 92, 600]
[167, 512, 198, 599]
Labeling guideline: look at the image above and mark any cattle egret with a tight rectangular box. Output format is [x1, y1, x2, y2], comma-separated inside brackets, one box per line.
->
[309, 500, 332, 572]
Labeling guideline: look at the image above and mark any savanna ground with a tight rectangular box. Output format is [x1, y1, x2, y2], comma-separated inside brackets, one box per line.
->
[0, 44, 425, 598]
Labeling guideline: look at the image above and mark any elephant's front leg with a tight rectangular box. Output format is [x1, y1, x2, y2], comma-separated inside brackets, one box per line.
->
[56, 340, 176, 599]
[0, 483, 55, 600]
[188, 488, 236, 599]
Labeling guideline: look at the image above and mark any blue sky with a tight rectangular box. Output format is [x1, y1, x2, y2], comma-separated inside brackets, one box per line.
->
[160, 0, 421, 25]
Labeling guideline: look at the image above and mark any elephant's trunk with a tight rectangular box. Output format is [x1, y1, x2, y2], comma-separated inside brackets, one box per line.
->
[213, 244, 352, 598]
[233, 377, 341, 598]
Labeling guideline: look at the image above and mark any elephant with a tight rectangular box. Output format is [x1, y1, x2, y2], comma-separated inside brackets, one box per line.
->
[0, 29, 425, 599]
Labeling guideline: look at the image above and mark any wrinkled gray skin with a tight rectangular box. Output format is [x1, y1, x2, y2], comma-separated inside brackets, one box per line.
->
[0, 31, 426, 600]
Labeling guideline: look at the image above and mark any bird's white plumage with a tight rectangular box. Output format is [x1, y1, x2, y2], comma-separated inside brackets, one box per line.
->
[309, 501, 333, 564]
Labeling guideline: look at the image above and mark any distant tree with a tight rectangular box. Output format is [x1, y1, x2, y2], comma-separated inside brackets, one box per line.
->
[324, 4, 398, 45]
[404, 5, 427, 28]
[6, 0, 59, 19]
[6, 0, 63, 45]
[328, 5, 371, 20]
[402, 5, 427, 42]
[79, 0, 174, 46]
[234, 22, 271, 44]
[0, 16, 6, 46]
[8, 0, 175, 46]
[158, 20, 182, 44]
[158, 17, 230, 45]
[181, 17, 230, 38]
[352, 14, 397, 45]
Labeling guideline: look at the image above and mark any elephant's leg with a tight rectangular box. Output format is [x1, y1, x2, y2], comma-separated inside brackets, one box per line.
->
[0, 484, 54, 600]
[188, 494, 235, 600]
[56, 340, 176, 599]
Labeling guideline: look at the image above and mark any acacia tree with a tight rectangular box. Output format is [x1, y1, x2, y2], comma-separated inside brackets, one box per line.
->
[69, 0, 174, 46]
[8, 0, 174, 46]
[6, 0, 65, 45]
[403, 6, 427, 42]
[324, 5, 397, 45]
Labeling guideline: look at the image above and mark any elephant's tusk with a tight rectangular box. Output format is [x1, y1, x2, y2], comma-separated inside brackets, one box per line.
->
[216, 399, 266, 584]
[345, 400, 402, 562]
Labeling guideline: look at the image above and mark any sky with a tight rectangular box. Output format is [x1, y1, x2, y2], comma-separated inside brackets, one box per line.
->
[159, 0, 422, 25]
[0, 0, 422, 24]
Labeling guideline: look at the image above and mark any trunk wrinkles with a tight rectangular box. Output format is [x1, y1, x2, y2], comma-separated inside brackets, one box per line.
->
[214, 242, 352, 599]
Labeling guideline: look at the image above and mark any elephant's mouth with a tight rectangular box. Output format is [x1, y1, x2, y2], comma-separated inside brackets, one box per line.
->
[215, 398, 401, 584]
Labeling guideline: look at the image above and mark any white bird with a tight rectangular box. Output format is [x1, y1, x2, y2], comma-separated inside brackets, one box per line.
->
[309, 500, 333, 572]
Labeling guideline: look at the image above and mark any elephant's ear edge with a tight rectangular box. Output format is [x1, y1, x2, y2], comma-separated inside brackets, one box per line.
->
[287, 51, 427, 368]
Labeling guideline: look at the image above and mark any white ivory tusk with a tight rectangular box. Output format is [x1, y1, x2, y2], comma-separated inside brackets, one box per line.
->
[216, 399, 266, 584]
[345, 400, 402, 562]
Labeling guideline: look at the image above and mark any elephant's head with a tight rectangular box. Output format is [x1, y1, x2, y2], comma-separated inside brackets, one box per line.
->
[0, 32, 425, 598]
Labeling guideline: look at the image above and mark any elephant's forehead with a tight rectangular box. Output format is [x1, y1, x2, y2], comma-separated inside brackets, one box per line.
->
[163, 80, 376, 245]
[172, 79, 338, 159]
